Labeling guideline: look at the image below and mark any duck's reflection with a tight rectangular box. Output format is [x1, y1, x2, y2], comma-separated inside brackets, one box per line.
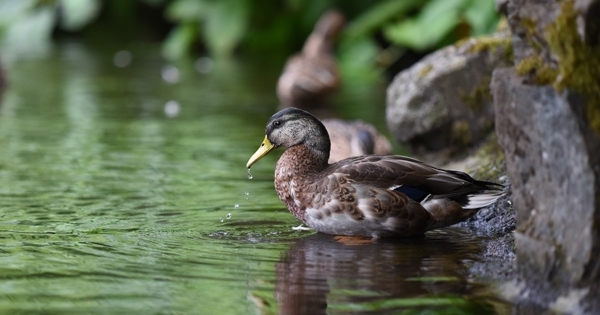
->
[273, 230, 498, 315]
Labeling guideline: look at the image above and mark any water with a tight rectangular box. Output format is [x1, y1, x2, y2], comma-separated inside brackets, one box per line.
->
[0, 40, 510, 314]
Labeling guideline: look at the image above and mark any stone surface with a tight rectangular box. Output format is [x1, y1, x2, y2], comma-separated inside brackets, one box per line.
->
[505, 0, 561, 65]
[386, 31, 512, 154]
[491, 0, 600, 311]
[493, 67, 600, 311]
[457, 193, 515, 237]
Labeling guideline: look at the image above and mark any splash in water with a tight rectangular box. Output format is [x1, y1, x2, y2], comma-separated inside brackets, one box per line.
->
[247, 168, 253, 179]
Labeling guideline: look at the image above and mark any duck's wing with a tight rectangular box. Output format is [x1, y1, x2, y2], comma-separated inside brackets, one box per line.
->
[325, 155, 503, 202]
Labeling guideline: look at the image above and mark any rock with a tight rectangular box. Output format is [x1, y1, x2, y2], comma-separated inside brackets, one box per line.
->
[493, 68, 597, 280]
[457, 193, 515, 237]
[386, 31, 512, 155]
[493, 67, 600, 311]
[491, 0, 600, 311]
[494, 0, 600, 311]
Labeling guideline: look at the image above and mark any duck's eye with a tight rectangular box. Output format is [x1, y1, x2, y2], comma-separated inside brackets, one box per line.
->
[273, 121, 281, 127]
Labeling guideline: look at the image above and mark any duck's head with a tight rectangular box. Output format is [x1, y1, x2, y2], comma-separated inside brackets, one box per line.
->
[246, 107, 330, 168]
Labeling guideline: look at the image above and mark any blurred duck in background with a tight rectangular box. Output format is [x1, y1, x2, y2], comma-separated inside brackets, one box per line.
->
[277, 9, 344, 110]
[277, 9, 392, 162]
[322, 119, 392, 163]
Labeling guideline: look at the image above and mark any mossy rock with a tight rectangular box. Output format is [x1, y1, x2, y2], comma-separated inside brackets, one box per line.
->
[514, 0, 600, 135]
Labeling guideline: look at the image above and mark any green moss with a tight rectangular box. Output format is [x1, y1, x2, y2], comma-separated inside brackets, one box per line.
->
[518, 0, 600, 135]
[519, 18, 544, 53]
[515, 54, 559, 85]
[461, 76, 492, 112]
[455, 37, 470, 48]
[418, 64, 433, 77]
[451, 120, 473, 147]
[466, 35, 514, 63]
[467, 134, 507, 182]
[545, 0, 600, 135]
[496, 17, 509, 32]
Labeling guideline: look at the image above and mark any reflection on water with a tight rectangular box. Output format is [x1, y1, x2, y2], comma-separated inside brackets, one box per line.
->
[0, 40, 511, 314]
[270, 231, 507, 315]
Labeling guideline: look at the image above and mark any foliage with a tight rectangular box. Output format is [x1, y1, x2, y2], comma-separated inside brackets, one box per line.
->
[163, 0, 250, 59]
[382, 0, 499, 51]
[0, 0, 500, 72]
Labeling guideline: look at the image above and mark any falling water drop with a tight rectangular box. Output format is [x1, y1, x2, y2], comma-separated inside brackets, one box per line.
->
[220, 218, 224, 223]
[247, 168, 253, 180]
[234, 204, 239, 209]
[226, 213, 232, 219]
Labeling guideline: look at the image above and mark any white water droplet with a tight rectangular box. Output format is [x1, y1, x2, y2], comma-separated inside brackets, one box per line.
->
[226, 213, 232, 219]
[220, 218, 224, 223]
[234, 204, 239, 209]
[247, 168, 253, 180]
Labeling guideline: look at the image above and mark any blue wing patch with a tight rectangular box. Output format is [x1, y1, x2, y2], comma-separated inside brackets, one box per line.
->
[393, 185, 431, 202]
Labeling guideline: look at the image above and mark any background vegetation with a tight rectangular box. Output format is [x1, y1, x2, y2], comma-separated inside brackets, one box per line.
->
[0, 0, 500, 78]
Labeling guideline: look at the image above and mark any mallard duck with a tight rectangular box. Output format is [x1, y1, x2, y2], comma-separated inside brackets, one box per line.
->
[247, 108, 505, 238]
[322, 118, 392, 163]
[277, 10, 345, 109]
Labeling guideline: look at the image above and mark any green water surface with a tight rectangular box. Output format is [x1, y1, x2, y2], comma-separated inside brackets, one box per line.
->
[0, 41, 509, 315]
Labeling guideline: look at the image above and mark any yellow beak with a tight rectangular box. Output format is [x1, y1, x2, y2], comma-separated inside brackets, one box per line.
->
[246, 136, 276, 168]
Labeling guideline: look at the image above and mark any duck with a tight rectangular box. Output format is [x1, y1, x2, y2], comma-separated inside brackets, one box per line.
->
[321, 118, 392, 163]
[276, 10, 345, 110]
[246, 107, 506, 238]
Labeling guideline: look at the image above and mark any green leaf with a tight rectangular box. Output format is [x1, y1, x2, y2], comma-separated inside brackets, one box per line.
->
[203, 0, 249, 57]
[464, 0, 500, 35]
[338, 36, 380, 79]
[384, 18, 422, 50]
[58, 0, 101, 31]
[383, 0, 466, 51]
[345, 0, 422, 38]
[340, 37, 379, 66]
[161, 22, 199, 60]
[384, 13, 462, 51]
[166, 0, 209, 22]
[419, 0, 468, 22]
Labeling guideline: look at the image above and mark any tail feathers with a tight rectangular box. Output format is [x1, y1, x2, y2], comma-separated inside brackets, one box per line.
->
[462, 190, 506, 209]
